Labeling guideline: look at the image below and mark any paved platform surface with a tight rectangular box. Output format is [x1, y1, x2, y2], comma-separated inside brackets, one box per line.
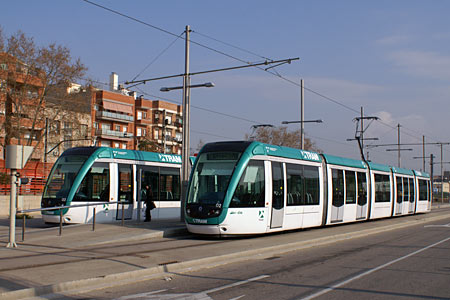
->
[0, 204, 449, 300]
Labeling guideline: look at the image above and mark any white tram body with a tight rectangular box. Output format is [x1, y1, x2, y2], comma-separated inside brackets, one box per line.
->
[42, 147, 185, 224]
[185, 141, 431, 236]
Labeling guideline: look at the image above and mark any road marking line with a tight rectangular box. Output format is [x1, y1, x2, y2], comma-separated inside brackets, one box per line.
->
[115, 289, 168, 299]
[425, 223, 450, 228]
[300, 235, 450, 300]
[204, 275, 270, 294]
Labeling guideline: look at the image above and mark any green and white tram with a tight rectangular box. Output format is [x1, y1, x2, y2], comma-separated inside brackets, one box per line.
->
[185, 141, 431, 235]
[41, 147, 183, 224]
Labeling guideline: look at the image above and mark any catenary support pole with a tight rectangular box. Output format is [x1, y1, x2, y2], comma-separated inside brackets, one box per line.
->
[181, 25, 191, 221]
[300, 79, 304, 150]
[423, 136, 426, 172]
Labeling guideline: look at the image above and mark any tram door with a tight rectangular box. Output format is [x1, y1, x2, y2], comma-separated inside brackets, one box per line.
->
[270, 162, 285, 228]
[408, 178, 415, 213]
[356, 172, 368, 219]
[139, 166, 159, 218]
[116, 164, 134, 220]
[395, 177, 403, 215]
[331, 169, 344, 223]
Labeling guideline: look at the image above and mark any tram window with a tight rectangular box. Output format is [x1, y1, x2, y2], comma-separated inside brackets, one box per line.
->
[230, 160, 265, 208]
[332, 169, 344, 207]
[160, 167, 181, 201]
[187, 152, 241, 206]
[409, 178, 415, 203]
[418, 179, 428, 201]
[118, 164, 133, 204]
[374, 174, 391, 203]
[396, 176, 403, 203]
[286, 164, 304, 205]
[272, 162, 284, 210]
[345, 171, 356, 204]
[44, 155, 88, 199]
[304, 165, 320, 205]
[73, 162, 110, 202]
[142, 167, 159, 201]
[428, 181, 431, 202]
[357, 172, 367, 205]
[286, 164, 319, 206]
[404, 178, 410, 203]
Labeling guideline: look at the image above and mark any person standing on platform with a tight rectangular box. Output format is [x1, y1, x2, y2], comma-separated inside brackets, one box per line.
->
[144, 184, 155, 222]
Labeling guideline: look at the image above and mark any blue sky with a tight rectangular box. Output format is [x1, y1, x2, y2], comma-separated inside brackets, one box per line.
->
[2, 0, 450, 171]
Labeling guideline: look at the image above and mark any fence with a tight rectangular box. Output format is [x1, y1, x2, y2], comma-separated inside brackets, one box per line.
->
[0, 160, 52, 195]
[17, 201, 129, 241]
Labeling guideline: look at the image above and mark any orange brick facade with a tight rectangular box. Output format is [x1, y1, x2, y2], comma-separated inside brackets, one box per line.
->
[92, 90, 182, 154]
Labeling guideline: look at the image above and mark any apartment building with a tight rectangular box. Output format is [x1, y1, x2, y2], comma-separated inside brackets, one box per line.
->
[92, 73, 182, 154]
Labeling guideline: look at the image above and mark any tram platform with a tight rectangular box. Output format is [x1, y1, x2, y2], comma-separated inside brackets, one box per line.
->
[0, 203, 449, 300]
[0, 217, 188, 299]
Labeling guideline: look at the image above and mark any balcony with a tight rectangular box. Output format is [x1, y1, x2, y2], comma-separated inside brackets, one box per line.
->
[96, 129, 133, 140]
[96, 110, 134, 123]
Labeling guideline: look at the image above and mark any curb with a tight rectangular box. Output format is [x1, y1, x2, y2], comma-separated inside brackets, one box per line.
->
[76, 227, 189, 247]
[1, 213, 449, 299]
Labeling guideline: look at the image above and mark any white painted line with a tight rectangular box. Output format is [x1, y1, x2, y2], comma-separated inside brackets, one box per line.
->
[229, 295, 246, 300]
[204, 275, 270, 295]
[115, 289, 168, 299]
[425, 223, 450, 228]
[300, 235, 450, 300]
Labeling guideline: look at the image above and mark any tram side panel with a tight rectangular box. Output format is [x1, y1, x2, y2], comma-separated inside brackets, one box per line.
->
[324, 165, 370, 226]
[282, 160, 324, 231]
[215, 158, 268, 235]
[369, 171, 393, 219]
[415, 176, 431, 213]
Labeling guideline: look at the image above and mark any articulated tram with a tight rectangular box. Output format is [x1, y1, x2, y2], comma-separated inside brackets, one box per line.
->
[185, 141, 431, 235]
[41, 147, 184, 224]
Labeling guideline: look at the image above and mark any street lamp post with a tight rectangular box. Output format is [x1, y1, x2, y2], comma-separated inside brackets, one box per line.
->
[281, 119, 323, 150]
[160, 80, 215, 221]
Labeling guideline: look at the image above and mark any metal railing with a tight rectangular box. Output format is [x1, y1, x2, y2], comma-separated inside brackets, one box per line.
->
[17, 201, 130, 241]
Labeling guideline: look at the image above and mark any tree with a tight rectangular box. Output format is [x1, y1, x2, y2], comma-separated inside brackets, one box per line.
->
[246, 126, 321, 153]
[137, 134, 163, 153]
[0, 30, 89, 159]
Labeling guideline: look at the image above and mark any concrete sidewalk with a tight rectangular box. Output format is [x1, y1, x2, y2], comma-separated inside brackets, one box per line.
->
[0, 205, 449, 300]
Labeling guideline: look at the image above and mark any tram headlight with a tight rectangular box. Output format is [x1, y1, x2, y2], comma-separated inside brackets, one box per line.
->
[208, 209, 221, 217]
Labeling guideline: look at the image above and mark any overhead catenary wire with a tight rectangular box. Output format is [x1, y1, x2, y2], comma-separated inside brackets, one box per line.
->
[81, 0, 446, 156]
[135, 88, 266, 125]
[130, 31, 184, 82]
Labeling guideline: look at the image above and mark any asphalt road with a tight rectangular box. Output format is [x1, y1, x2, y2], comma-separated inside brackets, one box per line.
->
[61, 213, 450, 300]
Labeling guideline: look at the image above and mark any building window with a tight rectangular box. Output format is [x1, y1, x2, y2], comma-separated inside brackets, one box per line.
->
[93, 122, 98, 130]
[137, 128, 142, 137]
[121, 143, 127, 149]
[154, 129, 159, 139]
[114, 142, 120, 148]
[143, 112, 147, 119]
[80, 124, 88, 137]
[137, 111, 142, 120]
[115, 125, 120, 131]
[0, 79, 7, 92]
[123, 126, 127, 133]
[101, 123, 110, 131]
[101, 140, 111, 147]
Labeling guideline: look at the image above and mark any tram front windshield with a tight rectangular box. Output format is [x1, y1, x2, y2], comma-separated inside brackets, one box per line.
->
[187, 152, 241, 207]
[43, 155, 88, 200]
